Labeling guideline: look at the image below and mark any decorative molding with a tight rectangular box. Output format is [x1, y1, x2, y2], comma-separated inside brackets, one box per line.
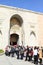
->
[30, 31, 36, 37]
[0, 30, 2, 35]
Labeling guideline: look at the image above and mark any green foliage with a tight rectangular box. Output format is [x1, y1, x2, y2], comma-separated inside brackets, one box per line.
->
[0, 49, 4, 53]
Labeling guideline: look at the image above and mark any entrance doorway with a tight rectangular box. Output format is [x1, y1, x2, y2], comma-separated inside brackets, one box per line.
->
[10, 14, 23, 46]
[10, 34, 19, 46]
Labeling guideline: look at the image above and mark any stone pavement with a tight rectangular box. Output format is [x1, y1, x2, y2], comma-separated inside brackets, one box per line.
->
[0, 54, 36, 65]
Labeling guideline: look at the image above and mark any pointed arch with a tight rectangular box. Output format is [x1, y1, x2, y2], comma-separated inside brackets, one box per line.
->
[10, 14, 23, 28]
[0, 30, 2, 35]
[30, 31, 36, 37]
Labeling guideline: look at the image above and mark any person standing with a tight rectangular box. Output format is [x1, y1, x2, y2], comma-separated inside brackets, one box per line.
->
[33, 47, 38, 64]
[38, 47, 42, 65]
[25, 46, 29, 61]
[20, 46, 24, 60]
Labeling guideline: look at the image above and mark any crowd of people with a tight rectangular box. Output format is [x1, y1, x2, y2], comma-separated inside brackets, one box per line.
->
[5, 44, 43, 65]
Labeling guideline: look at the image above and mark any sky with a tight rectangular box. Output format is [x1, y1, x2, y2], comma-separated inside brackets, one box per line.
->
[0, 0, 43, 13]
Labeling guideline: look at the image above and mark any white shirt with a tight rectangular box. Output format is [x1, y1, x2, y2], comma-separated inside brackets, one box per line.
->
[33, 49, 38, 55]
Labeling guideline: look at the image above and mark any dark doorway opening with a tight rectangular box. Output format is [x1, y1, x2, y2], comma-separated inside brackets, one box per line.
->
[10, 34, 19, 46]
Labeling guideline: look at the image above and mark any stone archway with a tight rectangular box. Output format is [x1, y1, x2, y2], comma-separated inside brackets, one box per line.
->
[10, 14, 24, 46]
[10, 14, 23, 28]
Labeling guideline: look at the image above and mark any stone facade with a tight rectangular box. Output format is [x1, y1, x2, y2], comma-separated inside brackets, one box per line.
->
[0, 5, 43, 50]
